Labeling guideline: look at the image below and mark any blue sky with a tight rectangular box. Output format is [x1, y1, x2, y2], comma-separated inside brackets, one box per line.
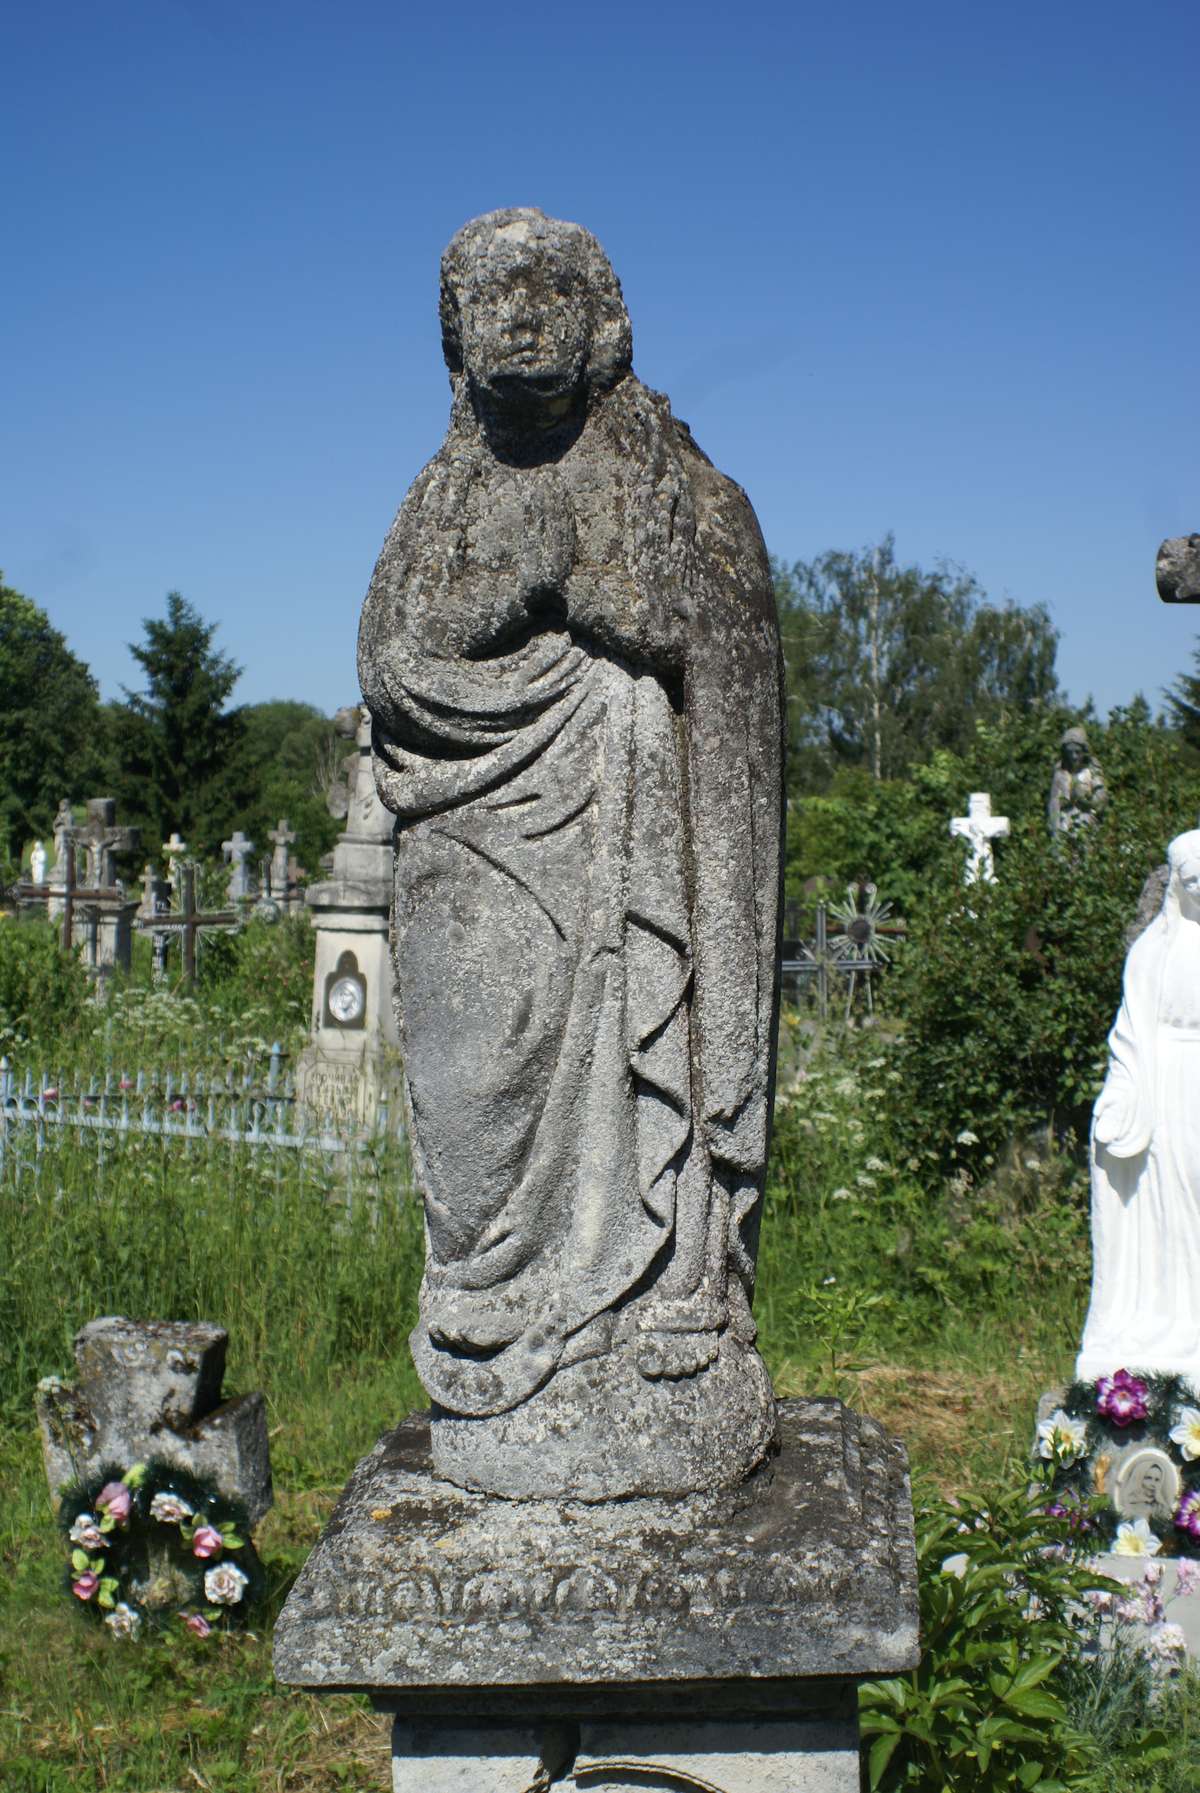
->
[3, 0, 1198, 720]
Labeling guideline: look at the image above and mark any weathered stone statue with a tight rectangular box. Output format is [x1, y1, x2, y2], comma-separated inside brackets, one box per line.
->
[1048, 725, 1107, 840]
[357, 207, 783, 1499]
[1077, 830, 1200, 1384]
[278, 211, 918, 1793]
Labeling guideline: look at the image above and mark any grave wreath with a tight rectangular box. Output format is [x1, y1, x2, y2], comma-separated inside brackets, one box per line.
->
[1038, 1369, 1200, 1558]
[58, 1459, 264, 1639]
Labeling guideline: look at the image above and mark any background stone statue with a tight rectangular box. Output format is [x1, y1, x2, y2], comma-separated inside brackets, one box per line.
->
[1076, 829, 1200, 1385]
[358, 208, 784, 1499]
[1048, 725, 1107, 840]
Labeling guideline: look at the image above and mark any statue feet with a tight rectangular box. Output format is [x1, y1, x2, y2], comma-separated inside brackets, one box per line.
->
[429, 1331, 778, 1500]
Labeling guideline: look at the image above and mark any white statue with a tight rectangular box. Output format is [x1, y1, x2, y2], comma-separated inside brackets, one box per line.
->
[1077, 828, 1200, 1384]
[29, 840, 47, 884]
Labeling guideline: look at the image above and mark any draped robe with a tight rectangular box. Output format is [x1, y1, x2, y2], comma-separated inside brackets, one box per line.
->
[358, 374, 783, 1418]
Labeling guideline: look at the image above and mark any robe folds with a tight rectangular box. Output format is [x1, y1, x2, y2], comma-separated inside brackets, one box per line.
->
[358, 373, 784, 1418]
[1078, 900, 1200, 1385]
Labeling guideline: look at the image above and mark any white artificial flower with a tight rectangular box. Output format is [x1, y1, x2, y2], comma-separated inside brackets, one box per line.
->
[104, 1602, 142, 1639]
[1036, 1409, 1088, 1464]
[1113, 1518, 1162, 1558]
[204, 1562, 249, 1606]
[69, 1512, 105, 1550]
[150, 1491, 195, 1525]
[1169, 1406, 1200, 1462]
[940, 1552, 968, 1579]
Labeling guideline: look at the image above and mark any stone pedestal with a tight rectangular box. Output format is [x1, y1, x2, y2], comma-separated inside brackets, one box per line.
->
[296, 707, 401, 1129]
[275, 1399, 918, 1790]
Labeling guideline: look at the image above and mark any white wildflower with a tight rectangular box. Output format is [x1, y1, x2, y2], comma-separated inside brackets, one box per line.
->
[956, 1129, 979, 1147]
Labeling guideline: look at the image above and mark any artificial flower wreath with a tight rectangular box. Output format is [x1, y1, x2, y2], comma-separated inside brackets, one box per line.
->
[58, 1459, 264, 1638]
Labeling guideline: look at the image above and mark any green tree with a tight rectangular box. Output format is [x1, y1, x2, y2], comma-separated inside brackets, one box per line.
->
[232, 699, 341, 877]
[107, 593, 245, 855]
[1164, 637, 1200, 752]
[0, 577, 103, 853]
[774, 537, 1060, 795]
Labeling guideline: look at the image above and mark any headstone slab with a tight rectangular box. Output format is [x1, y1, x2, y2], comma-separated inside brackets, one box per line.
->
[273, 1399, 918, 1695]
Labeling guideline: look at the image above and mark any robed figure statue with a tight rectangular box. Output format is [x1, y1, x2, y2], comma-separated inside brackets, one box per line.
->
[357, 209, 784, 1499]
[1077, 829, 1200, 1387]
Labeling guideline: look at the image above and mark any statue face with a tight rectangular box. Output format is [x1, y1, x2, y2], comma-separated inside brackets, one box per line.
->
[1177, 850, 1200, 900]
[1061, 740, 1088, 773]
[457, 240, 591, 407]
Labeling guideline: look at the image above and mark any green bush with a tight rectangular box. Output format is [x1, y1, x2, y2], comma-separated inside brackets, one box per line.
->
[0, 915, 91, 1054]
[860, 1473, 1113, 1791]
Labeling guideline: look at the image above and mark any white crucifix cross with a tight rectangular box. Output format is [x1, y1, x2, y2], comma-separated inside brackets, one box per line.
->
[950, 792, 1010, 885]
[222, 830, 256, 902]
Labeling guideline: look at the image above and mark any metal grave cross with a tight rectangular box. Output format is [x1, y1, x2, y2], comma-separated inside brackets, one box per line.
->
[950, 792, 1010, 885]
[135, 865, 240, 983]
[13, 841, 120, 954]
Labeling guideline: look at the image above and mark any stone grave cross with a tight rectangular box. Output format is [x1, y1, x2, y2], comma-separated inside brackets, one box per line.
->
[162, 831, 189, 898]
[268, 819, 296, 896]
[222, 830, 256, 904]
[81, 797, 139, 889]
[950, 791, 1010, 885]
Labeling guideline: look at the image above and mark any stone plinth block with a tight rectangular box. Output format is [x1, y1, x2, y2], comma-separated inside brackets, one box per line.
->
[274, 1398, 917, 1694]
[37, 1316, 273, 1524]
[392, 1714, 861, 1791]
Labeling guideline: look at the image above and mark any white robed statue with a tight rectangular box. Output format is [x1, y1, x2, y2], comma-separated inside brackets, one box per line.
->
[1077, 829, 1200, 1385]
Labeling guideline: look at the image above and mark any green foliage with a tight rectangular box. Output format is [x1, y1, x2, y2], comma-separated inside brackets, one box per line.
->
[0, 577, 103, 850]
[1163, 634, 1200, 754]
[760, 1028, 1091, 1364]
[890, 704, 1200, 1171]
[0, 915, 92, 1055]
[232, 699, 341, 878]
[860, 1473, 1115, 1790]
[775, 536, 1059, 796]
[106, 592, 245, 856]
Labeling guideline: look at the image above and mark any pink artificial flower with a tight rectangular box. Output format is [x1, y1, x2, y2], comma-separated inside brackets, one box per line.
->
[72, 1571, 99, 1601]
[1096, 1369, 1150, 1428]
[192, 1524, 223, 1559]
[96, 1481, 132, 1525]
[182, 1612, 212, 1637]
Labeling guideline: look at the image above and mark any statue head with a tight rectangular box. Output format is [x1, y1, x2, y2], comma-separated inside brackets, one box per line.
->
[1168, 829, 1200, 912]
[439, 208, 632, 416]
[1060, 726, 1091, 774]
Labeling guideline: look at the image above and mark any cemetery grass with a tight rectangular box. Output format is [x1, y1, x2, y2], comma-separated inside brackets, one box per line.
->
[0, 1016, 1188, 1790]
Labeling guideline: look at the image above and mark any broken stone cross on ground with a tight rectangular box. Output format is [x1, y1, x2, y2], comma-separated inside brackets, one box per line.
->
[950, 791, 1010, 885]
[222, 830, 256, 905]
[36, 1316, 272, 1524]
